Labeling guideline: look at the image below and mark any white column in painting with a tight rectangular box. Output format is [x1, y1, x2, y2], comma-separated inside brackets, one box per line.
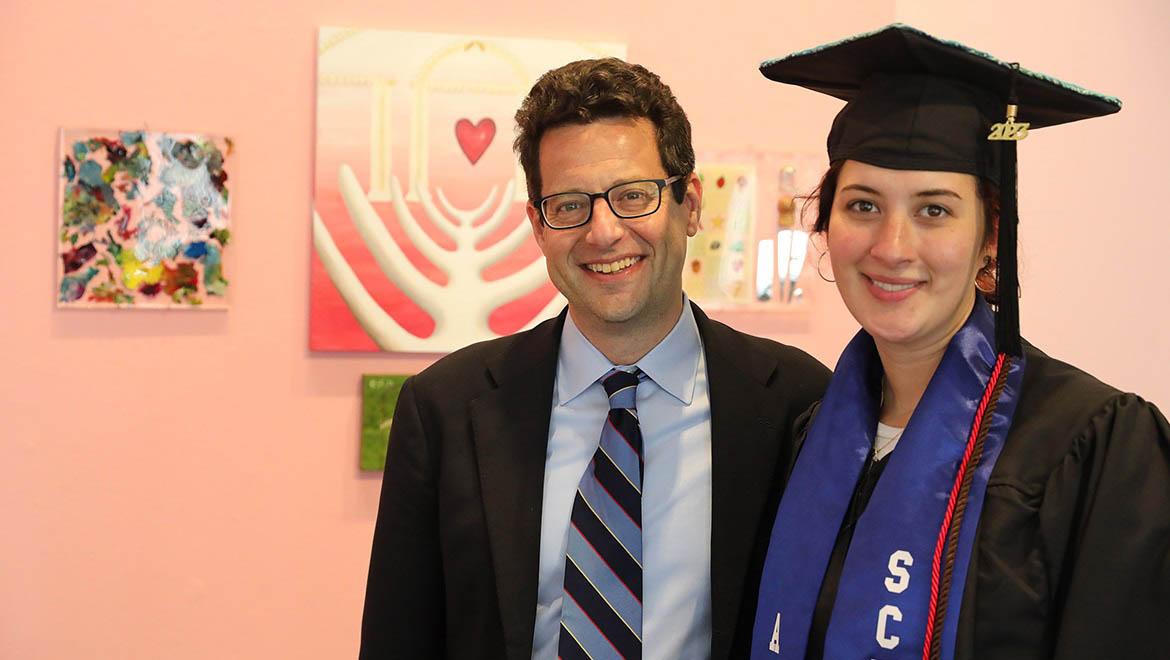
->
[368, 79, 394, 202]
[407, 80, 428, 204]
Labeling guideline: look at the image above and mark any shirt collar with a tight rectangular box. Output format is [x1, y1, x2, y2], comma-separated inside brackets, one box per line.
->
[556, 296, 701, 406]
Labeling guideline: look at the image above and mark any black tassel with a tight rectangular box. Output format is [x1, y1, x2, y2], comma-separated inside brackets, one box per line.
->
[994, 63, 1024, 357]
[996, 139, 1022, 356]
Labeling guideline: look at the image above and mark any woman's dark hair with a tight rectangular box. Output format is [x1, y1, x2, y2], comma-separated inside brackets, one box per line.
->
[805, 161, 1001, 300]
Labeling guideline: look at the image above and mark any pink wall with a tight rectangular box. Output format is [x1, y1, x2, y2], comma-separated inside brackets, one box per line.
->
[2, 0, 1164, 657]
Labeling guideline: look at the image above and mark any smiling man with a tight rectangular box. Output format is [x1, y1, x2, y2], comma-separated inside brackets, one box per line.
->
[359, 58, 830, 660]
[527, 115, 694, 365]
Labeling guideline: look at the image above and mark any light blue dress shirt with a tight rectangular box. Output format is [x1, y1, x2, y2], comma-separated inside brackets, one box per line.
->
[530, 300, 713, 659]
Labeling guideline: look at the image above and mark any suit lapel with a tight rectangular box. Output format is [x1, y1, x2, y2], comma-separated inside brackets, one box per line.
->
[694, 305, 787, 660]
[470, 312, 565, 660]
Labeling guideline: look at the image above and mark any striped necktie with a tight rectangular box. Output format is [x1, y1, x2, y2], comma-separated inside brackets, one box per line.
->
[558, 368, 645, 660]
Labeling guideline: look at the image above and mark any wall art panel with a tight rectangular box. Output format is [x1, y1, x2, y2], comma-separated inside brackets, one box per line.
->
[311, 27, 624, 352]
[57, 129, 233, 309]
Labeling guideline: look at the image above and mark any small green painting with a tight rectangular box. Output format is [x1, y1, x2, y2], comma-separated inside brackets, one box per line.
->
[361, 374, 409, 471]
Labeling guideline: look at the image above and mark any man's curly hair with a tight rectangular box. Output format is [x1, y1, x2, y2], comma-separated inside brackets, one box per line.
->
[513, 58, 694, 204]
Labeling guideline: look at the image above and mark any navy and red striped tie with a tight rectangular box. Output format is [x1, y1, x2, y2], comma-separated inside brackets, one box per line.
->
[558, 368, 645, 660]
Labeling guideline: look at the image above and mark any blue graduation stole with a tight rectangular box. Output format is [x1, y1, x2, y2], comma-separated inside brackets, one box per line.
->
[751, 300, 1025, 660]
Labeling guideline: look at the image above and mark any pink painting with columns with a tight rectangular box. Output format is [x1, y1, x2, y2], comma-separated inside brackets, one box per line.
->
[311, 28, 625, 352]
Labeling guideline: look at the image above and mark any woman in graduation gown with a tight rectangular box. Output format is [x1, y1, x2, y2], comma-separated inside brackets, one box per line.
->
[743, 25, 1170, 660]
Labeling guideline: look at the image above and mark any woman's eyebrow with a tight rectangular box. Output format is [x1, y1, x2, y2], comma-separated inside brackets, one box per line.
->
[916, 188, 962, 199]
[839, 183, 881, 195]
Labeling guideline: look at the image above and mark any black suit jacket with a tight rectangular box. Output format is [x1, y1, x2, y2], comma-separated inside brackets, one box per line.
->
[360, 304, 830, 660]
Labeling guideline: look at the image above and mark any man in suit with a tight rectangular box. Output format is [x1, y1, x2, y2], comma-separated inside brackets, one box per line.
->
[359, 58, 830, 660]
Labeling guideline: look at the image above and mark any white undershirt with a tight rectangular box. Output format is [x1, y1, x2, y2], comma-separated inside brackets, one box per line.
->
[874, 422, 904, 462]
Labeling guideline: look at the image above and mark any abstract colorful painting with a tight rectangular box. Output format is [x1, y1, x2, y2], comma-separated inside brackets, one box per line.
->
[57, 129, 233, 309]
[360, 374, 410, 471]
[312, 28, 624, 352]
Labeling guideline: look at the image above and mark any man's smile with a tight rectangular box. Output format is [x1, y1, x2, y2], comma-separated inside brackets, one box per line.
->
[583, 255, 644, 274]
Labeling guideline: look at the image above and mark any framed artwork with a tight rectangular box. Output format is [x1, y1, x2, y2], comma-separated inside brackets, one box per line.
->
[57, 128, 233, 309]
[686, 151, 825, 308]
[758, 165, 813, 304]
[361, 374, 410, 471]
[311, 27, 624, 352]
[684, 163, 758, 304]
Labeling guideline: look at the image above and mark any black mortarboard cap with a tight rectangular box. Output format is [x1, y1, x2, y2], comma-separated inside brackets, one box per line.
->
[760, 24, 1121, 356]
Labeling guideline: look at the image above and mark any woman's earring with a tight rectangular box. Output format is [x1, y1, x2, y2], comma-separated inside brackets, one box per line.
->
[975, 255, 997, 294]
[816, 251, 835, 283]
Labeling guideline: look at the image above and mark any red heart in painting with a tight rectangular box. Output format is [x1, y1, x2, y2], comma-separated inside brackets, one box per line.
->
[716, 176, 725, 188]
[455, 118, 496, 165]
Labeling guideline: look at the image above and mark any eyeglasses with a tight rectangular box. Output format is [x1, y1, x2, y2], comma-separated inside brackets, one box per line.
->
[537, 175, 685, 229]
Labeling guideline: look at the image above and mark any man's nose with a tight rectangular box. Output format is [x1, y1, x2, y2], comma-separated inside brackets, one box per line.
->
[585, 197, 625, 246]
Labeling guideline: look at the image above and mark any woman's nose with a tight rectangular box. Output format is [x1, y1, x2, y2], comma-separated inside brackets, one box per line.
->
[870, 213, 913, 264]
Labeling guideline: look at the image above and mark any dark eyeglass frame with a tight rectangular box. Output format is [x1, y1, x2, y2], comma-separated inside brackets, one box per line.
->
[537, 174, 685, 230]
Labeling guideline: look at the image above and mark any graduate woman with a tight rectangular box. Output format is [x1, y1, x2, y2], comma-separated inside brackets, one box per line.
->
[745, 25, 1170, 660]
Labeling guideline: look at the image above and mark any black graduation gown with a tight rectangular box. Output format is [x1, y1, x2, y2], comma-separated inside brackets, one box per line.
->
[757, 341, 1170, 660]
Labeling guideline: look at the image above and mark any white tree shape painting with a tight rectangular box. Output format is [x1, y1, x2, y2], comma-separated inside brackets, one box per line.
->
[311, 28, 625, 352]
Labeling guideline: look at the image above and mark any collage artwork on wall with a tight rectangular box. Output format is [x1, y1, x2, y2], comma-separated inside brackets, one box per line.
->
[686, 152, 824, 309]
[57, 128, 233, 309]
[685, 162, 759, 305]
[310, 28, 625, 353]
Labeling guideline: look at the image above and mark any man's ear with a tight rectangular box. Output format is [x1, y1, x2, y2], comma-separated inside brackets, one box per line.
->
[683, 172, 703, 237]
